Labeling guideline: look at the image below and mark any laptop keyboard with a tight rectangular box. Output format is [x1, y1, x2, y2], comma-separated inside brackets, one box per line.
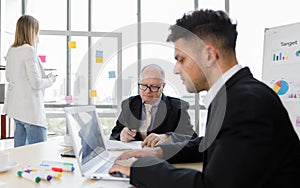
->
[95, 160, 114, 173]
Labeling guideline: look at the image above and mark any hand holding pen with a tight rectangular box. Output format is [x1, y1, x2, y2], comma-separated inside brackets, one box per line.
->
[120, 127, 137, 142]
[47, 72, 58, 82]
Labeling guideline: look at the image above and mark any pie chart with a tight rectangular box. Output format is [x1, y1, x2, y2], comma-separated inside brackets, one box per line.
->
[273, 80, 289, 95]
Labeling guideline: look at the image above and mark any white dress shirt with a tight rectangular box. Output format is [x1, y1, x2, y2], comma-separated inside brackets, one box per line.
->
[203, 64, 242, 109]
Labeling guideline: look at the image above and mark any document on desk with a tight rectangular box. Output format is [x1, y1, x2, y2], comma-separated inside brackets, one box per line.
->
[0, 181, 6, 186]
[105, 140, 142, 151]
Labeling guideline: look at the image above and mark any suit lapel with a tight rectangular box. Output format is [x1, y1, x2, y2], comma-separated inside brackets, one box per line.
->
[151, 99, 167, 130]
[199, 67, 253, 152]
[151, 94, 169, 130]
[129, 96, 143, 130]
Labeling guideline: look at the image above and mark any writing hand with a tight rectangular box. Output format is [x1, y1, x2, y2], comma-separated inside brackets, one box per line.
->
[47, 72, 57, 82]
[120, 127, 137, 142]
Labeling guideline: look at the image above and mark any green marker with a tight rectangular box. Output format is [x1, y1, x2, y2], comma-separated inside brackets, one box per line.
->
[17, 171, 41, 183]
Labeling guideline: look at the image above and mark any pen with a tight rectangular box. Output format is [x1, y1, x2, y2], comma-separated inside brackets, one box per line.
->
[17, 171, 41, 183]
[30, 171, 52, 181]
[47, 171, 63, 179]
[40, 163, 75, 172]
[26, 167, 62, 179]
[42, 160, 74, 166]
[29, 165, 63, 172]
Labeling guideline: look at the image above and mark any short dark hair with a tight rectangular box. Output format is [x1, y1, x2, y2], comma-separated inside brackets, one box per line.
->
[167, 9, 238, 53]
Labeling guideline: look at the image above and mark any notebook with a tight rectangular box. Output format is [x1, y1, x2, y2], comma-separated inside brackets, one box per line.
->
[64, 105, 129, 181]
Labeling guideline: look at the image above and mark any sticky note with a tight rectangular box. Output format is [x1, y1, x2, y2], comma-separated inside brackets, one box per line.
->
[89, 90, 97, 97]
[96, 50, 103, 57]
[65, 96, 73, 104]
[68, 41, 76, 48]
[38, 55, 46, 63]
[296, 117, 300, 127]
[96, 57, 103, 63]
[108, 71, 116, 78]
[96, 50, 103, 63]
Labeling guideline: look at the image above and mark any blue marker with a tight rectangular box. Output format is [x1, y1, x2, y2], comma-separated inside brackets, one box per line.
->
[42, 160, 74, 166]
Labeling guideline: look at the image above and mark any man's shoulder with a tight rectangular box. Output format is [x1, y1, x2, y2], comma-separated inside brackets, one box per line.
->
[121, 95, 141, 105]
[163, 95, 189, 108]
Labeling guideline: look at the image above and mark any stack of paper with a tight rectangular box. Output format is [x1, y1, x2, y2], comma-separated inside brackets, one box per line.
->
[105, 140, 142, 151]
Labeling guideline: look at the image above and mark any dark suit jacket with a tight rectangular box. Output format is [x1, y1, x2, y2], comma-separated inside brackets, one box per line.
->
[110, 93, 196, 142]
[130, 67, 300, 188]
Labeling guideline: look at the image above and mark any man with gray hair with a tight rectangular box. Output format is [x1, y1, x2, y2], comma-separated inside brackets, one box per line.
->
[110, 64, 197, 147]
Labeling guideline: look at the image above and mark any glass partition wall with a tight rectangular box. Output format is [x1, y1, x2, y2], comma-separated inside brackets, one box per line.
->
[1, 0, 243, 138]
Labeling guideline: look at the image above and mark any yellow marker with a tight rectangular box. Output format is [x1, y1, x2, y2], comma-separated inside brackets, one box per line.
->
[96, 57, 103, 63]
[68, 41, 76, 48]
[89, 90, 97, 97]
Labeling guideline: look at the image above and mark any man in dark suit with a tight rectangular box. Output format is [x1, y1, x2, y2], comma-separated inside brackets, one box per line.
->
[109, 9, 300, 187]
[110, 64, 196, 147]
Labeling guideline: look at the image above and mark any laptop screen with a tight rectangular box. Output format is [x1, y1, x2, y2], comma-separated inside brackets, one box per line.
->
[64, 106, 106, 166]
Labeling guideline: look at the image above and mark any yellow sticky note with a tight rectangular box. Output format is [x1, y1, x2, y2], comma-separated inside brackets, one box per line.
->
[96, 57, 103, 63]
[89, 90, 97, 97]
[68, 41, 76, 48]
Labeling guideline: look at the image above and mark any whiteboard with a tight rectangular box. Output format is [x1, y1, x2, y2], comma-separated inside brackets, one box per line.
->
[262, 22, 300, 138]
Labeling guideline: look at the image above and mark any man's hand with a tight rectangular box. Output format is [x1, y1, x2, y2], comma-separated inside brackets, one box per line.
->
[109, 147, 164, 179]
[115, 147, 163, 161]
[120, 127, 137, 142]
[109, 159, 136, 177]
[142, 133, 170, 147]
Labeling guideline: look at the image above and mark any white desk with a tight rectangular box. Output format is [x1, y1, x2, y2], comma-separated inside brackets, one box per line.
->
[0, 138, 202, 187]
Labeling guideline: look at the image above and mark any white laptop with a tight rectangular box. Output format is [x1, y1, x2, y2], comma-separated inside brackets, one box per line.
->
[64, 105, 129, 181]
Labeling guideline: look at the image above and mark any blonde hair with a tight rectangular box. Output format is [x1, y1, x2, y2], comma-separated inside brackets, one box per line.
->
[11, 15, 39, 47]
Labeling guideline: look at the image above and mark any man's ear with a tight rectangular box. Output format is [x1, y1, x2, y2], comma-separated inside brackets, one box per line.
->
[205, 45, 218, 67]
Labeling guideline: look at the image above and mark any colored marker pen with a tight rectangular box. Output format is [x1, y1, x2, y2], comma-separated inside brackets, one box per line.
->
[47, 171, 63, 179]
[41, 163, 75, 172]
[27, 167, 62, 179]
[17, 171, 41, 183]
[28, 171, 52, 181]
[29, 165, 62, 173]
[42, 160, 74, 166]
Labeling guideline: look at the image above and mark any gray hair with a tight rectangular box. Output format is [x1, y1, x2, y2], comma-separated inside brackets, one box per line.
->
[141, 64, 165, 82]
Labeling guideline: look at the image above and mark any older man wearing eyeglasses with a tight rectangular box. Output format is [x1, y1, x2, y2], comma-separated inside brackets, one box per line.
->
[110, 64, 197, 147]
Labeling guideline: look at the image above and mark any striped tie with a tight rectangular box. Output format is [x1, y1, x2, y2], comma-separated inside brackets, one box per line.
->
[140, 104, 153, 139]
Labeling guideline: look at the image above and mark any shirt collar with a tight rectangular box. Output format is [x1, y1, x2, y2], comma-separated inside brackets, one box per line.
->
[203, 64, 242, 109]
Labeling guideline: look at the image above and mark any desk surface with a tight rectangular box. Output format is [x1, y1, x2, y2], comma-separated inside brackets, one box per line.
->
[0, 138, 202, 187]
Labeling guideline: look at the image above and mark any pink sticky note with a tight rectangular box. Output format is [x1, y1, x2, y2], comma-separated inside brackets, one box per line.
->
[296, 117, 300, 127]
[65, 96, 73, 104]
[39, 55, 46, 63]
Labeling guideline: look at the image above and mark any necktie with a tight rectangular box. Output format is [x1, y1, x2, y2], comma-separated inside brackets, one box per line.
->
[140, 103, 153, 139]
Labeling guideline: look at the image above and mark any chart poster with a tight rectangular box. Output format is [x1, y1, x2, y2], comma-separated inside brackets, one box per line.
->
[262, 22, 300, 138]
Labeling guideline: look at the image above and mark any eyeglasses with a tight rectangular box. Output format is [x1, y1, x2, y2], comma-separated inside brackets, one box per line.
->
[138, 83, 161, 92]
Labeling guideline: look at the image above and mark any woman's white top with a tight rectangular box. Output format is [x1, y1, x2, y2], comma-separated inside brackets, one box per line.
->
[3, 44, 53, 127]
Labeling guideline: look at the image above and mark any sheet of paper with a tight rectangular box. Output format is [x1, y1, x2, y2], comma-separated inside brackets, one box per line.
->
[0, 181, 6, 186]
[105, 140, 142, 151]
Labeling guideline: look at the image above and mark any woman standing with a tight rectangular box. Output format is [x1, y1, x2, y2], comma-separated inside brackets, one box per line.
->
[3, 15, 56, 147]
